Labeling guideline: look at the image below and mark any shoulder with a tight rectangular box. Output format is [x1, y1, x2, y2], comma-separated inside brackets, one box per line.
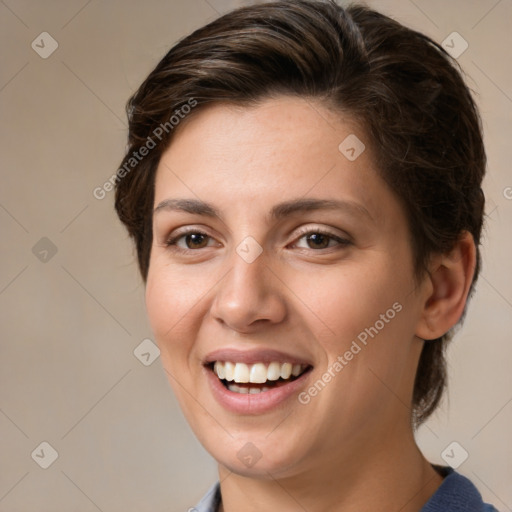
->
[421, 466, 500, 512]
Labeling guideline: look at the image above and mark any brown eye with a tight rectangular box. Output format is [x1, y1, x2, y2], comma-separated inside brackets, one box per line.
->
[293, 229, 351, 251]
[184, 233, 209, 249]
[165, 230, 216, 251]
[305, 233, 330, 249]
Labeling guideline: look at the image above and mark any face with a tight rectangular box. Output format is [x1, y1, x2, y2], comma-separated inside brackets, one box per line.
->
[146, 97, 427, 479]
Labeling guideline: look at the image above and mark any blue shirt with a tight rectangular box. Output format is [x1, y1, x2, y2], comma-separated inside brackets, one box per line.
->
[192, 467, 499, 511]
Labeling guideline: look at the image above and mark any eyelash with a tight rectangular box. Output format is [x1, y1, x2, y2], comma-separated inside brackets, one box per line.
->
[164, 228, 351, 254]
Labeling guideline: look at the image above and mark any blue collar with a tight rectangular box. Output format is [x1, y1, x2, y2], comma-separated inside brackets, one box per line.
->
[420, 466, 498, 511]
[193, 467, 499, 512]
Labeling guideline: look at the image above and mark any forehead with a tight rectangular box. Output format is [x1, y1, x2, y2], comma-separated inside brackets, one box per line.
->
[153, 96, 399, 227]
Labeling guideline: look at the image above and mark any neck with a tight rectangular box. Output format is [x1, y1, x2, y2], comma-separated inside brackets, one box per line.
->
[217, 425, 444, 512]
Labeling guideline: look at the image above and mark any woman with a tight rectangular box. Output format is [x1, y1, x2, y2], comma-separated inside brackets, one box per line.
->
[114, 1, 497, 510]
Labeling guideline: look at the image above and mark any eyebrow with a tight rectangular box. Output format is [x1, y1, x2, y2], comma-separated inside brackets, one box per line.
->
[153, 197, 373, 222]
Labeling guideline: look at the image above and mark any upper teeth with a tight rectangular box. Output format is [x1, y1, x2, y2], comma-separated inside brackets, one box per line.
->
[213, 361, 306, 384]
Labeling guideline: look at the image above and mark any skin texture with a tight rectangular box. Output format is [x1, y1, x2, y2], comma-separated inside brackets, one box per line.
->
[145, 97, 476, 511]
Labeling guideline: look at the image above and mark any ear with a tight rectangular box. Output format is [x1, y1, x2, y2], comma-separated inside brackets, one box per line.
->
[415, 231, 477, 341]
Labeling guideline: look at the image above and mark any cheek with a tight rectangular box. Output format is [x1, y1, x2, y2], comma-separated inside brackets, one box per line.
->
[316, 262, 418, 405]
[298, 260, 405, 344]
[145, 264, 207, 361]
[298, 255, 417, 400]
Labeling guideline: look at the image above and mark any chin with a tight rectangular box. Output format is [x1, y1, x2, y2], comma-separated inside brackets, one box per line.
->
[198, 424, 310, 479]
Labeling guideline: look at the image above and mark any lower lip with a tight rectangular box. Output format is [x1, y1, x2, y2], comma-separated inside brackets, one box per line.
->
[205, 367, 311, 414]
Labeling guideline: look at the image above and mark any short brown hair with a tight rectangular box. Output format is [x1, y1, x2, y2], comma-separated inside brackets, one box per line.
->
[114, 0, 486, 425]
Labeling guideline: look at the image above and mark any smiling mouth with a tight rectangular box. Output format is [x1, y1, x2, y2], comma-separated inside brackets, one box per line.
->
[208, 361, 312, 394]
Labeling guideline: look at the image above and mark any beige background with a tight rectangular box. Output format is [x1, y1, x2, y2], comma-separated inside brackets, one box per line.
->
[0, 0, 511, 510]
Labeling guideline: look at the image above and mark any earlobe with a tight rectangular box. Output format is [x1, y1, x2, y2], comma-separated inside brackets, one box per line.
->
[415, 231, 477, 341]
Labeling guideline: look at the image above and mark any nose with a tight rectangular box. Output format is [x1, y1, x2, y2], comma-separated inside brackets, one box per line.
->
[210, 248, 287, 333]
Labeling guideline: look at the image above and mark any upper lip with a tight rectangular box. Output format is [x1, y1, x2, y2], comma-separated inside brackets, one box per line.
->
[203, 348, 313, 367]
